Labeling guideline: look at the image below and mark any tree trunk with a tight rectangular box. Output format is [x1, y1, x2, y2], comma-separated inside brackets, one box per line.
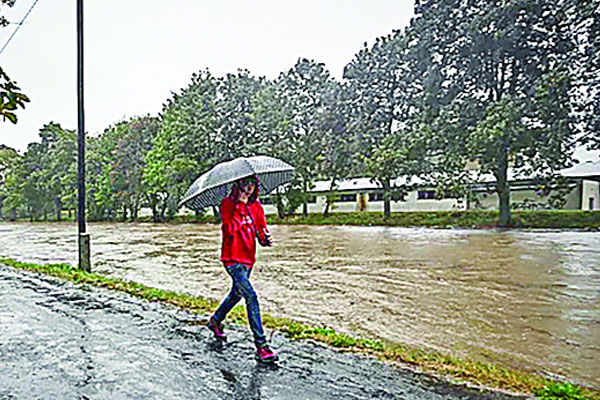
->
[383, 179, 391, 219]
[151, 204, 159, 222]
[323, 178, 337, 217]
[496, 144, 511, 227]
[55, 197, 62, 221]
[273, 194, 285, 219]
[160, 193, 169, 221]
[212, 205, 221, 222]
[131, 198, 139, 221]
[148, 194, 160, 222]
[302, 180, 308, 218]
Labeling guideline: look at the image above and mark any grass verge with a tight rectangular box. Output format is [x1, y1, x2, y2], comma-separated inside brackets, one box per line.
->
[1, 256, 597, 399]
[267, 210, 600, 229]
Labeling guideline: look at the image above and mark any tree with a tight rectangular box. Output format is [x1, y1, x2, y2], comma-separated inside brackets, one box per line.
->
[0, 0, 13, 27]
[570, 0, 600, 151]
[95, 116, 159, 221]
[316, 80, 356, 216]
[0, 145, 23, 220]
[7, 123, 77, 221]
[144, 70, 219, 221]
[42, 123, 77, 221]
[0, 144, 19, 218]
[411, 0, 583, 226]
[1, 1, 30, 124]
[344, 33, 426, 218]
[86, 135, 113, 221]
[0, 67, 29, 123]
[245, 81, 298, 217]
[20, 144, 49, 220]
[213, 70, 266, 160]
[274, 58, 336, 217]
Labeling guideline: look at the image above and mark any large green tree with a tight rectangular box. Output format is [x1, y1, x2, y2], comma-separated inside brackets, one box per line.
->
[411, 0, 584, 226]
[571, 0, 600, 151]
[42, 123, 77, 221]
[144, 70, 219, 221]
[316, 80, 357, 216]
[245, 81, 300, 217]
[8, 123, 77, 221]
[213, 70, 266, 159]
[20, 138, 51, 220]
[274, 58, 335, 217]
[344, 33, 426, 218]
[92, 116, 158, 221]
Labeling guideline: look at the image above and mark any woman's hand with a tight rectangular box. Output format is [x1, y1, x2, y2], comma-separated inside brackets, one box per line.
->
[259, 229, 273, 247]
[264, 231, 273, 246]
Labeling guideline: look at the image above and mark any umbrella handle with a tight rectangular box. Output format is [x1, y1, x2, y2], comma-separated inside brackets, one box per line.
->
[245, 204, 272, 247]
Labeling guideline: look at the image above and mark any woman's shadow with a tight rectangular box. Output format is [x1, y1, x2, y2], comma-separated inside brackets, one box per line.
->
[205, 337, 281, 400]
[219, 362, 279, 400]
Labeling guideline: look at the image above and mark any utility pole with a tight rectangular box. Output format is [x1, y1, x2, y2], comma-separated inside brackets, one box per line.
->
[77, 0, 90, 271]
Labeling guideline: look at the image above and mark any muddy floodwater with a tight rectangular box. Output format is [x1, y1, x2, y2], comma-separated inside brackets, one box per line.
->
[0, 222, 598, 389]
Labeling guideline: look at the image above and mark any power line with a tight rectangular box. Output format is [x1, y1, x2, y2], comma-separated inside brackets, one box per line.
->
[0, 0, 40, 56]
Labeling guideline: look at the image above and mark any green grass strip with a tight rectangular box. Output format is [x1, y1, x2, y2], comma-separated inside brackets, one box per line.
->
[266, 210, 600, 229]
[1, 256, 597, 399]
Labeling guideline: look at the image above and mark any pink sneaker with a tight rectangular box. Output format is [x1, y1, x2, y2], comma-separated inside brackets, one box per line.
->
[207, 318, 227, 341]
[256, 345, 279, 363]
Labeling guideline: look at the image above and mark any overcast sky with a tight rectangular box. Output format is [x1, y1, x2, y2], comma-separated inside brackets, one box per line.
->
[0, 0, 596, 162]
[0, 0, 413, 153]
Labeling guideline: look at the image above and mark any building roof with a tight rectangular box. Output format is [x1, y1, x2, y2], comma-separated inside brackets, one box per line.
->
[312, 176, 419, 192]
[559, 161, 600, 178]
[308, 160, 600, 193]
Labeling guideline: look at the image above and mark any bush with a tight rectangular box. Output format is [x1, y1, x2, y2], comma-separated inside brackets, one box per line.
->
[535, 382, 589, 400]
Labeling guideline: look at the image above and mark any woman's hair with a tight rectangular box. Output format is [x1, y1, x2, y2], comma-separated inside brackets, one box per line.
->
[229, 174, 260, 204]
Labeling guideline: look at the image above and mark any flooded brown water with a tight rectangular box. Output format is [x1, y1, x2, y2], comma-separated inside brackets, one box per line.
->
[1, 222, 598, 389]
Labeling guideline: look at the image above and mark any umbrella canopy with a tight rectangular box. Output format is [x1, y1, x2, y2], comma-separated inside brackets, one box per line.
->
[179, 155, 295, 210]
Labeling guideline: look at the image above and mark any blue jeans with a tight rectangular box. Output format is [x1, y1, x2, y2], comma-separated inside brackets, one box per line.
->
[212, 263, 266, 348]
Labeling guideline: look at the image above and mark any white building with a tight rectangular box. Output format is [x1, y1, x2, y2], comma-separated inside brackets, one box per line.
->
[261, 161, 600, 215]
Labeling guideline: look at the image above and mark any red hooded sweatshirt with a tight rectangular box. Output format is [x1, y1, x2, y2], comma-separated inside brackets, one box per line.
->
[220, 196, 268, 268]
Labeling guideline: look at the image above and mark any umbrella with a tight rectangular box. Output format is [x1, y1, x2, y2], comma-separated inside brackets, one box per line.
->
[179, 155, 295, 210]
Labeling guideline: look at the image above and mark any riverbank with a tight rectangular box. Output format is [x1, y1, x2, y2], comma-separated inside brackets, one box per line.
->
[1, 256, 597, 400]
[138, 210, 600, 229]
[267, 210, 600, 229]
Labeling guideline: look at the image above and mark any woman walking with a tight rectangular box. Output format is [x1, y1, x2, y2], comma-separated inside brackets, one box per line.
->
[206, 175, 278, 363]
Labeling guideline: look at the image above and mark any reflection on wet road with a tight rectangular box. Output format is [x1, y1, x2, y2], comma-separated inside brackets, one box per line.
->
[0, 222, 598, 389]
[0, 266, 522, 399]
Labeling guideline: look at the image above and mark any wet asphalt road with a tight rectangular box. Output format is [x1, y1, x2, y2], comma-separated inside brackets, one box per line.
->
[0, 265, 527, 400]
